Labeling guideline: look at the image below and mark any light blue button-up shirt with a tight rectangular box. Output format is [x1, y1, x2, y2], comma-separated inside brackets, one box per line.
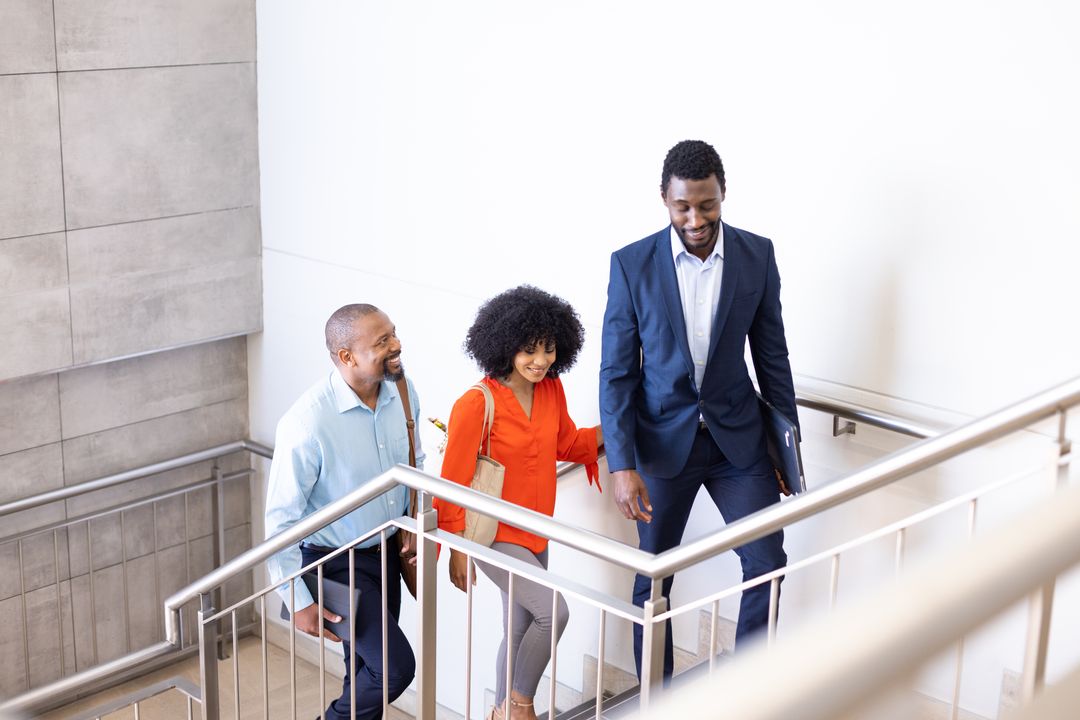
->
[264, 370, 424, 609]
[671, 224, 725, 390]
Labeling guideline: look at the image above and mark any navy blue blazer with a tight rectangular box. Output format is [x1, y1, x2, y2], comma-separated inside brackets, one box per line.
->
[600, 223, 799, 479]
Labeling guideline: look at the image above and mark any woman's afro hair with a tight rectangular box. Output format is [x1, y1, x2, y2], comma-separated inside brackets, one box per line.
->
[465, 285, 585, 379]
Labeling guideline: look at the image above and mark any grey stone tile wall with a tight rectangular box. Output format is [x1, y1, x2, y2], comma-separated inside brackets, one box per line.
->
[59, 63, 259, 230]
[0, 0, 56, 75]
[0, 595, 27, 696]
[0, 375, 61, 456]
[58, 336, 248, 438]
[0, 288, 73, 379]
[0, 74, 65, 241]
[0, 232, 68, 297]
[0, 7, 261, 384]
[0, 341, 256, 693]
[54, 0, 255, 71]
[70, 258, 262, 364]
[66, 207, 261, 283]
[1, 0, 261, 697]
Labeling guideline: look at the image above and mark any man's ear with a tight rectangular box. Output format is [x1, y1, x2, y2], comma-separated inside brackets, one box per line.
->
[336, 347, 352, 366]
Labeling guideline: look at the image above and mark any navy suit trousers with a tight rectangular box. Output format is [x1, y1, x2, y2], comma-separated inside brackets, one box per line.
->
[632, 426, 787, 680]
[301, 543, 415, 720]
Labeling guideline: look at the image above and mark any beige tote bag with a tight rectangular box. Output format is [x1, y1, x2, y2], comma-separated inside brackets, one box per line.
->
[464, 382, 504, 546]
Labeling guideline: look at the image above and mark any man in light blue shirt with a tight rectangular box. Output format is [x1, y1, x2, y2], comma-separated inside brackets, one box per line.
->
[264, 303, 424, 720]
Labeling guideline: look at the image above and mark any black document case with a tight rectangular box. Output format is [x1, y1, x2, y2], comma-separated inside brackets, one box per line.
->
[757, 393, 806, 494]
[278, 573, 360, 640]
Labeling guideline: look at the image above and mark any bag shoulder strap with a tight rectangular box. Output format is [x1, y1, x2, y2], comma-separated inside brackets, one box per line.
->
[470, 381, 495, 456]
[395, 377, 419, 519]
[395, 377, 417, 468]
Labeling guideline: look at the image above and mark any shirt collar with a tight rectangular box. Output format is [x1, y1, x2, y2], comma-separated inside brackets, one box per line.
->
[670, 223, 725, 265]
[330, 370, 395, 414]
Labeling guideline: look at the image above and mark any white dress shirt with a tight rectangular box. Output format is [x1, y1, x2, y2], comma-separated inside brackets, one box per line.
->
[670, 224, 724, 391]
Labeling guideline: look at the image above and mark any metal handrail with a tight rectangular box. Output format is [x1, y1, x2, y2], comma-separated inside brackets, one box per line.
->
[794, 390, 940, 438]
[161, 376, 1079, 639]
[641, 479, 1080, 720]
[4, 379, 1071, 717]
[162, 463, 650, 643]
[648, 375, 1079, 577]
[0, 390, 921, 519]
[0, 439, 272, 517]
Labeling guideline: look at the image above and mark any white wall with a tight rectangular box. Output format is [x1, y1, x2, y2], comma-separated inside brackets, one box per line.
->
[252, 1, 1080, 717]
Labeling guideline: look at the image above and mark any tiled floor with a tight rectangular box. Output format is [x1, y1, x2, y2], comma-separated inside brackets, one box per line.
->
[38, 637, 412, 720]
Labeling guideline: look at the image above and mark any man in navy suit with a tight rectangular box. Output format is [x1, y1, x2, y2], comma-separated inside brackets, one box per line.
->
[600, 140, 799, 680]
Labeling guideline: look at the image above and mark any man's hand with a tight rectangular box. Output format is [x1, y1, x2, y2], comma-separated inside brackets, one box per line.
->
[291, 602, 343, 642]
[775, 468, 792, 497]
[612, 469, 652, 522]
[398, 528, 417, 566]
[448, 549, 476, 593]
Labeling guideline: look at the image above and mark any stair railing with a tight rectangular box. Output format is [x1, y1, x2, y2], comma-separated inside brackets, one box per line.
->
[4, 378, 1073, 718]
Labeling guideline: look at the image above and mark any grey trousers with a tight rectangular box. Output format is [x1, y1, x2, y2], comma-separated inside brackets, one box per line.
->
[478, 542, 570, 703]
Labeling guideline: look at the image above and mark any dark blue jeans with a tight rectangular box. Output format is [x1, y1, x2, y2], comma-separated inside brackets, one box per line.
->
[301, 543, 415, 720]
[632, 426, 787, 680]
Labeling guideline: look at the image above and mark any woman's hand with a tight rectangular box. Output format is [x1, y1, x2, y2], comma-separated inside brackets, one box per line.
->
[594, 424, 604, 448]
[449, 549, 476, 592]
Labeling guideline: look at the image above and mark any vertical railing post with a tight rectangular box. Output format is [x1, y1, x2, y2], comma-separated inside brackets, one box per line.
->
[415, 489, 439, 720]
[1021, 410, 1072, 702]
[198, 592, 220, 720]
[210, 462, 227, 660]
[639, 577, 667, 710]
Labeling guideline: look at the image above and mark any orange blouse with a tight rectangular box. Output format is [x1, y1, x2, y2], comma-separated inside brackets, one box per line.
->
[435, 375, 599, 553]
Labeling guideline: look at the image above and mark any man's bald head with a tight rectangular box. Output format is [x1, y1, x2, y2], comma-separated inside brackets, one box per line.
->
[325, 303, 381, 358]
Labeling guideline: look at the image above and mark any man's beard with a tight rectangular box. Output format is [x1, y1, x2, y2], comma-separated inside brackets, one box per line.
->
[383, 357, 405, 381]
[674, 218, 720, 251]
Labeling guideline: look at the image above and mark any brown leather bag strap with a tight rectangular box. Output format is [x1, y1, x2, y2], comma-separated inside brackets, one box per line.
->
[395, 377, 419, 518]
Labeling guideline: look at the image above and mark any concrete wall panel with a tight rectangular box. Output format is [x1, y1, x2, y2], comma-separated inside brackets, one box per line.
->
[66, 207, 260, 283]
[0, 443, 64, 505]
[59, 337, 248, 438]
[0, 288, 72, 380]
[69, 258, 261, 364]
[0, 232, 68, 297]
[62, 398, 248, 487]
[55, 0, 255, 71]
[25, 585, 63, 687]
[0, 595, 27, 696]
[0, 74, 64, 240]
[0, 374, 61, 456]
[0, 0, 56, 74]
[59, 63, 259, 230]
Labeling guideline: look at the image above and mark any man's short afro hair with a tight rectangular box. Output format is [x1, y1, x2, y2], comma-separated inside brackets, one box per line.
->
[661, 139, 725, 195]
[465, 285, 585, 380]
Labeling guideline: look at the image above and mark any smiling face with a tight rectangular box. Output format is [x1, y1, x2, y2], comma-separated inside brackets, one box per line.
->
[663, 174, 724, 260]
[336, 310, 404, 388]
[510, 339, 556, 386]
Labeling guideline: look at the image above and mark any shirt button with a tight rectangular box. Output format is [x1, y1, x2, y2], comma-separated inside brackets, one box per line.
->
[378, 444, 384, 449]
[696, 331, 704, 337]
[696, 360, 704, 366]
[697, 299, 704, 305]
[699, 400, 705, 408]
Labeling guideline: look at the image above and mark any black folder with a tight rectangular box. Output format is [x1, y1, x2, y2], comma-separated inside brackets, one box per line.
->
[757, 393, 806, 494]
[278, 573, 360, 640]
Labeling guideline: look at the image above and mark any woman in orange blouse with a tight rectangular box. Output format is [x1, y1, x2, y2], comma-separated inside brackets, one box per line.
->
[435, 286, 602, 720]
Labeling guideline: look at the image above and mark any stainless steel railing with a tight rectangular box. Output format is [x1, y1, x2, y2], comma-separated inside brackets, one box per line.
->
[639, 479, 1080, 720]
[0, 439, 271, 713]
[164, 375, 1076, 719]
[3, 377, 1073, 718]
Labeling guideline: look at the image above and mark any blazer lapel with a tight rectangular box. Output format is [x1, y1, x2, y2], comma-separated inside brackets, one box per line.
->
[653, 229, 695, 378]
[706, 223, 741, 365]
